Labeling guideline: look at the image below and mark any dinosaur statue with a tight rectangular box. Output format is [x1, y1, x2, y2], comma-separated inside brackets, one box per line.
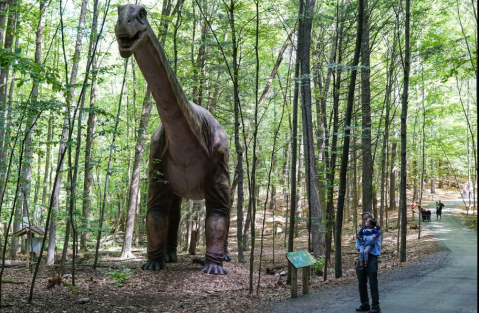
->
[115, 4, 231, 275]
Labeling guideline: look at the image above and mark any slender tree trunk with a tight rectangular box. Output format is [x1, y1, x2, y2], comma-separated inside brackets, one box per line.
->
[48, 0, 87, 265]
[380, 40, 395, 237]
[353, 116, 359, 237]
[228, 0, 245, 264]
[80, 0, 99, 251]
[335, 0, 364, 278]
[389, 140, 397, 211]
[188, 201, 201, 255]
[399, 0, 410, 263]
[121, 87, 152, 259]
[323, 39, 342, 280]
[299, 0, 323, 258]
[11, 0, 47, 260]
[0, 0, 16, 194]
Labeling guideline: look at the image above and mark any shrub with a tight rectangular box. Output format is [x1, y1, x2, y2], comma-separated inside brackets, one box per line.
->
[107, 267, 132, 287]
[311, 256, 325, 276]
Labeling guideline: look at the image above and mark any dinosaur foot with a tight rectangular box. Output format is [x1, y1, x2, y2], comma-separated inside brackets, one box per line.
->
[166, 251, 177, 263]
[223, 253, 232, 262]
[141, 260, 166, 271]
[201, 263, 228, 275]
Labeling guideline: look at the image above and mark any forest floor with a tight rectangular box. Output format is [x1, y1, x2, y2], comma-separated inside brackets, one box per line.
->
[0, 188, 467, 312]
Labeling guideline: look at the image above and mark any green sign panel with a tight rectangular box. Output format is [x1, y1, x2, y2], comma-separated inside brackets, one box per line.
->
[286, 250, 317, 269]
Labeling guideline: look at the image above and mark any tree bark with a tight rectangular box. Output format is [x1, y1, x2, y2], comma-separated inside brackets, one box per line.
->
[120, 87, 153, 259]
[188, 201, 201, 255]
[380, 37, 396, 236]
[361, 0, 373, 214]
[287, 1, 302, 284]
[335, 0, 364, 278]
[227, 0, 245, 264]
[11, 0, 45, 259]
[80, 0, 99, 251]
[48, 0, 86, 264]
[323, 32, 342, 280]
[399, 0, 410, 263]
[389, 140, 397, 211]
[299, 0, 323, 258]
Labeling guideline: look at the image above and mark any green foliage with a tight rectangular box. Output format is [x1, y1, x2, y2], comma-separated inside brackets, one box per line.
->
[311, 256, 325, 276]
[107, 267, 132, 287]
[0, 48, 63, 94]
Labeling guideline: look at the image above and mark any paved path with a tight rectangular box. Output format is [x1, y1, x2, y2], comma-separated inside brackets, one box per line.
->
[269, 200, 477, 313]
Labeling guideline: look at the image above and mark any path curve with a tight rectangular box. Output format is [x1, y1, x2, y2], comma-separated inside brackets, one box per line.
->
[269, 200, 477, 313]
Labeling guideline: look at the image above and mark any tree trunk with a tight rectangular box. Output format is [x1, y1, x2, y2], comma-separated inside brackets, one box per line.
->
[335, 0, 364, 278]
[380, 37, 396, 236]
[11, 0, 46, 260]
[389, 140, 397, 211]
[323, 35, 342, 280]
[188, 201, 201, 255]
[399, 0, 410, 263]
[80, 0, 99, 251]
[121, 87, 153, 259]
[48, 0, 87, 265]
[361, 0, 373, 214]
[299, 0, 323, 258]
[287, 2, 302, 284]
[0, 0, 16, 195]
[227, 0, 245, 264]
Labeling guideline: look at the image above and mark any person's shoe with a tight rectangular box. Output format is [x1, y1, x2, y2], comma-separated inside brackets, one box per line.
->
[355, 304, 370, 311]
[369, 306, 381, 313]
[358, 266, 364, 271]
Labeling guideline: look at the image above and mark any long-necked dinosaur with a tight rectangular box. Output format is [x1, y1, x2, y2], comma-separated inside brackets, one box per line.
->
[115, 4, 231, 274]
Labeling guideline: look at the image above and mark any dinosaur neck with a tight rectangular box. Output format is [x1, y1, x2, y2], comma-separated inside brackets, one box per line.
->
[133, 26, 199, 143]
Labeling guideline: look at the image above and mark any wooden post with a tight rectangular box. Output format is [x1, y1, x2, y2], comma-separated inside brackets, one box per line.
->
[302, 266, 309, 294]
[290, 265, 297, 298]
[26, 232, 30, 268]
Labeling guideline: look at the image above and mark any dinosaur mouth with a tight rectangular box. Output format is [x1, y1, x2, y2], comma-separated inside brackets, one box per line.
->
[118, 30, 145, 51]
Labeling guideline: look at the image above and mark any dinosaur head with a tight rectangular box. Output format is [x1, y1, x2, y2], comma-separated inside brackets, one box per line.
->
[115, 4, 149, 58]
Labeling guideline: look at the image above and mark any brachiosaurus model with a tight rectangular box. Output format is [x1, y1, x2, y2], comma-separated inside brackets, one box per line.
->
[115, 4, 231, 275]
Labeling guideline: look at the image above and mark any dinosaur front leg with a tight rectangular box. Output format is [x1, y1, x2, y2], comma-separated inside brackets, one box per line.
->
[142, 206, 168, 271]
[165, 196, 181, 263]
[203, 166, 231, 275]
[141, 163, 179, 271]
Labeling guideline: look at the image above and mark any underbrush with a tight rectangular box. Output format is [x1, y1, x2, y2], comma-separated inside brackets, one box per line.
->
[461, 214, 477, 232]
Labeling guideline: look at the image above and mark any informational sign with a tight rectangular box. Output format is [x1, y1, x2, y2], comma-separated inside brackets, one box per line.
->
[286, 250, 316, 269]
[30, 237, 41, 252]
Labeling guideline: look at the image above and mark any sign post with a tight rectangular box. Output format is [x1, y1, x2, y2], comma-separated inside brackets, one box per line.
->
[286, 250, 317, 298]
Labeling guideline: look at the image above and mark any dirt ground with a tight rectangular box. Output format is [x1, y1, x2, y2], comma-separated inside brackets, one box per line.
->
[0, 189, 462, 312]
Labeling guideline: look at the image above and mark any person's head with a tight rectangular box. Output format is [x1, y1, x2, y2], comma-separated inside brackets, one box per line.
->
[365, 218, 377, 229]
[361, 212, 373, 225]
[439, 200, 441, 203]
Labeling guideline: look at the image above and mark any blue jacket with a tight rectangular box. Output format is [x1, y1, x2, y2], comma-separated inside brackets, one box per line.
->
[356, 227, 381, 256]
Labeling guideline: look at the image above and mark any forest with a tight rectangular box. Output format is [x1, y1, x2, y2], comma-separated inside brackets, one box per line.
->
[0, 0, 477, 311]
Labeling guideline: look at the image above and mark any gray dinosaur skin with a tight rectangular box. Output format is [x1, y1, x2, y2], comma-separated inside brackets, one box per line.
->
[115, 4, 231, 275]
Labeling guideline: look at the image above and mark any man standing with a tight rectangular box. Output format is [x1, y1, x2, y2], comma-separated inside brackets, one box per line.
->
[437, 200, 445, 220]
[356, 212, 381, 313]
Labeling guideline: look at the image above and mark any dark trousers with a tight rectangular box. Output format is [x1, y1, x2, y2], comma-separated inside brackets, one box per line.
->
[356, 254, 379, 309]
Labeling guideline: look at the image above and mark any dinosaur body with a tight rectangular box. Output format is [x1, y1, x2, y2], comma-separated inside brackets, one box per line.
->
[115, 4, 230, 274]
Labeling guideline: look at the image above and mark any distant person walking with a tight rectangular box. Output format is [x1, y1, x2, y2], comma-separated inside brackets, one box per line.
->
[355, 212, 381, 313]
[437, 200, 445, 220]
